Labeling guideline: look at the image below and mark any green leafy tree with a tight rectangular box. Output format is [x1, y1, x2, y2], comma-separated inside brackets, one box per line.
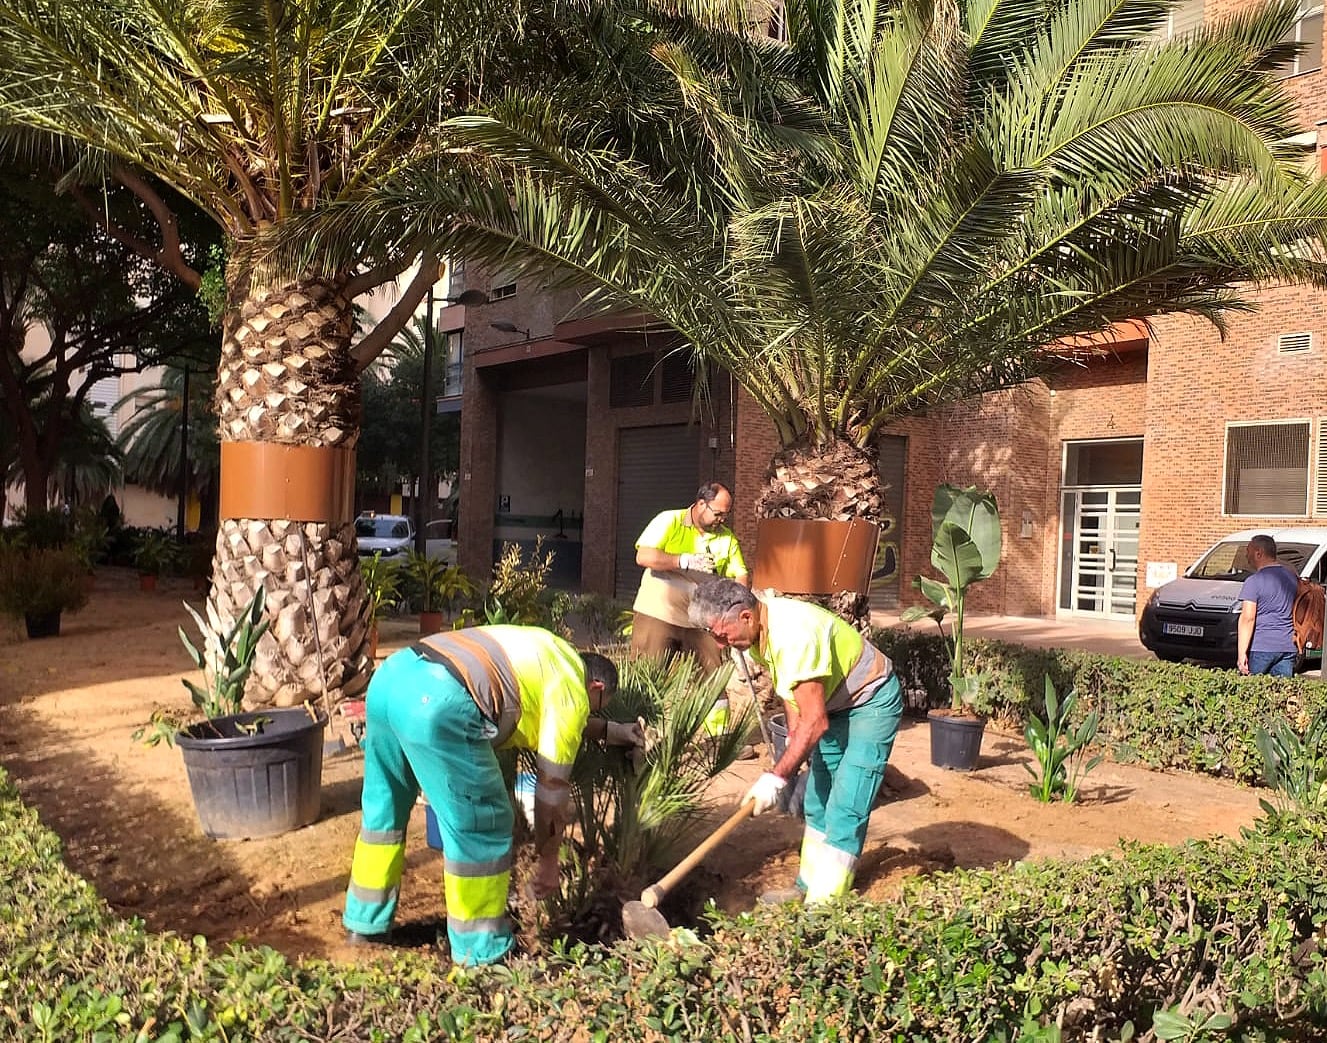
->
[320, 0, 1327, 620]
[0, 162, 213, 513]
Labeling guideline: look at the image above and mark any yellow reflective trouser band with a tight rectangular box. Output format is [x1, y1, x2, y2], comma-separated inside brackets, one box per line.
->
[444, 867, 512, 966]
[345, 836, 405, 924]
[799, 827, 857, 903]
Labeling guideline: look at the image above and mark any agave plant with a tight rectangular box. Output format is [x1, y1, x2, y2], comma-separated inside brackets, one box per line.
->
[526, 654, 753, 940]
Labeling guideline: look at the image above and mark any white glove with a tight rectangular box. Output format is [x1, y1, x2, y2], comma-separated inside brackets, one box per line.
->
[605, 720, 645, 748]
[679, 551, 716, 574]
[744, 772, 788, 816]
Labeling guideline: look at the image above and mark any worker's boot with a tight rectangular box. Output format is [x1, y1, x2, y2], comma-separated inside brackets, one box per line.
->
[345, 930, 391, 946]
[757, 887, 805, 906]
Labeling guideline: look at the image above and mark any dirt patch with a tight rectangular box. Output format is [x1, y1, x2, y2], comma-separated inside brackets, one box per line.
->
[0, 568, 1264, 962]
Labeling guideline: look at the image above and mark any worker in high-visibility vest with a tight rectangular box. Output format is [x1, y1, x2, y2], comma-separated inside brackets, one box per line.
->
[690, 579, 902, 904]
[631, 482, 749, 735]
[343, 625, 638, 965]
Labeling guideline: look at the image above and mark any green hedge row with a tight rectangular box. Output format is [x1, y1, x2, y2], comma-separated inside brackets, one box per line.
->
[3, 766, 1326, 1041]
[873, 629, 1327, 784]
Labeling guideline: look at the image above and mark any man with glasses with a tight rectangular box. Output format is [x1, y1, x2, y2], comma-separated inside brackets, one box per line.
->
[631, 483, 749, 690]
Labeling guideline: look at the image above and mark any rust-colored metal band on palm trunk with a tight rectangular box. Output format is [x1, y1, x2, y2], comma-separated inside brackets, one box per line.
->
[219, 441, 356, 524]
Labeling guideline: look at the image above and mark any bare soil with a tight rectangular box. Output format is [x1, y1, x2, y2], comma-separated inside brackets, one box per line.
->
[0, 568, 1263, 964]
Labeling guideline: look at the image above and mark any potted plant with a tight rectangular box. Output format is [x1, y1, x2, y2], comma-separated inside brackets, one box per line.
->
[403, 551, 475, 634]
[132, 528, 177, 591]
[0, 545, 90, 639]
[134, 587, 327, 839]
[899, 484, 1002, 770]
[359, 551, 402, 660]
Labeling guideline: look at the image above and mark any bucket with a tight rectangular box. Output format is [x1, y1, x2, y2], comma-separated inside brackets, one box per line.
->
[423, 770, 536, 851]
[768, 712, 788, 759]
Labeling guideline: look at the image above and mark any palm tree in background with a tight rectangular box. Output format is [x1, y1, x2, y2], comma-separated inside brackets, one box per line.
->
[308, 0, 1327, 615]
[116, 364, 222, 530]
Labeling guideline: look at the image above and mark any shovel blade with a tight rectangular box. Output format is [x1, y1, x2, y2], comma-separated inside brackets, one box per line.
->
[622, 900, 670, 940]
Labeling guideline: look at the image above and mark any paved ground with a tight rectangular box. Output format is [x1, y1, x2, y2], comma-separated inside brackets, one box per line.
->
[871, 610, 1149, 659]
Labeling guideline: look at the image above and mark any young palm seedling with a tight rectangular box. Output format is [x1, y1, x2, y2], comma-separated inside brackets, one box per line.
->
[1025, 676, 1103, 803]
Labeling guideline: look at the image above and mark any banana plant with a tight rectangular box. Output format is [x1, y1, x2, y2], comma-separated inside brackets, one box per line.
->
[1024, 676, 1103, 803]
[900, 485, 1001, 712]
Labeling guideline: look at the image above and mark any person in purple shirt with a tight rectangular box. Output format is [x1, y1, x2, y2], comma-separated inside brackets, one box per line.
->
[1237, 534, 1300, 677]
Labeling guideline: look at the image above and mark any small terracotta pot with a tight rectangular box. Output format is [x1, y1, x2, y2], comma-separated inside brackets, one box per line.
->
[419, 610, 444, 635]
[139, 573, 158, 592]
[368, 623, 380, 661]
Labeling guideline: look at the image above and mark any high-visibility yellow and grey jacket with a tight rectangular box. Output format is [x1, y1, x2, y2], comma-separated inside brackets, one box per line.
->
[633, 508, 748, 627]
[414, 625, 589, 810]
[746, 596, 893, 714]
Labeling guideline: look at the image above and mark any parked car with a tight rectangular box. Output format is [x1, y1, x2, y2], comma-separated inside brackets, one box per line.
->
[424, 519, 456, 565]
[1138, 527, 1327, 668]
[354, 513, 414, 559]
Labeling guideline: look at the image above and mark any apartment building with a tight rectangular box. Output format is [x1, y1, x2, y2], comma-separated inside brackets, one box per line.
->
[449, 0, 1327, 622]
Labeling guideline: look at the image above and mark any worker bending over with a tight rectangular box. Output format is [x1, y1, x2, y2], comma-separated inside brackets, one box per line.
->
[343, 625, 639, 965]
[690, 579, 902, 903]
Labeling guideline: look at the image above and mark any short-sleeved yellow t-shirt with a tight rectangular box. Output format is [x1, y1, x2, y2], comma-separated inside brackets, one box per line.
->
[632, 508, 748, 626]
[747, 597, 892, 714]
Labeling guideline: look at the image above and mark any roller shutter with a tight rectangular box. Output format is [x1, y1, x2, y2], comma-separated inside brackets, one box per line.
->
[614, 425, 700, 601]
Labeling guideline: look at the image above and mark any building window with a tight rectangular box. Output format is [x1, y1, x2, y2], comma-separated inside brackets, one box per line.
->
[1276, 2, 1323, 78]
[1224, 420, 1310, 516]
[610, 353, 655, 408]
[1157, 0, 1203, 38]
[490, 267, 517, 301]
[440, 330, 464, 399]
[86, 375, 121, 438]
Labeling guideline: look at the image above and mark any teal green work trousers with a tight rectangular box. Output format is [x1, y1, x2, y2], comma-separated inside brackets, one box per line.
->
[343, 648, 515, 965]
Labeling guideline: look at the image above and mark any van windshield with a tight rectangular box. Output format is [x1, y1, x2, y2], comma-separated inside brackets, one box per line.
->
[1190, 540, 1314, 579]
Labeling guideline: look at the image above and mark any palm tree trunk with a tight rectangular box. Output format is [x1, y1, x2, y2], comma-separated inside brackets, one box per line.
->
[755, 437, 884, 626]
[210, 277, 370, 708]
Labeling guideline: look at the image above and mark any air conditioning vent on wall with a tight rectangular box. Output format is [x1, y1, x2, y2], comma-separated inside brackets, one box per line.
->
[1277, 331, 1313, 354]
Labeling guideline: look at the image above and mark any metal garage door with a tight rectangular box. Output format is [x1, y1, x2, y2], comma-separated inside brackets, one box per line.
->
[614, 425, 701, 600]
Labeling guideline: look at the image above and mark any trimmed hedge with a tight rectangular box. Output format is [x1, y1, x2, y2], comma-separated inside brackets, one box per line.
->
[874, 628, 1327, 784]
[3, 767, 1326, 1040]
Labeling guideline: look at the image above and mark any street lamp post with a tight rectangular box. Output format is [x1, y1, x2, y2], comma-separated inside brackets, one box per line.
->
[415, 286, 488, 557]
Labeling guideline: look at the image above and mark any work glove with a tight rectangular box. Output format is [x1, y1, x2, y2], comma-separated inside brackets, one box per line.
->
[678, 551, 716, 574]
[605, 720, 645, 748]
[744, 772, 788, 816]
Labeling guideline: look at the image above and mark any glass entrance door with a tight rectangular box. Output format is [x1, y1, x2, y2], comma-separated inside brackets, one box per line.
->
[1060, 488, 1141, 617]
[1058, 438, 1144, 619]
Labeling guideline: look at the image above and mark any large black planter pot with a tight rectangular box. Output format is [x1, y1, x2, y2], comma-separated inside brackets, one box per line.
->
[23, 611, 61, 639]
[177, 708, 327, 840]
[927, 710, 987, 771]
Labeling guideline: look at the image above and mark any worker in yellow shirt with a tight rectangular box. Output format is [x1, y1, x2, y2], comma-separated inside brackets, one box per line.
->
[343, 625, 640, 965]
[690, 579, 902, 904]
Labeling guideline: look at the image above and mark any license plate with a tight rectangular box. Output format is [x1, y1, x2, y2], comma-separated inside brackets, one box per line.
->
[1162, 623, 1204, 638]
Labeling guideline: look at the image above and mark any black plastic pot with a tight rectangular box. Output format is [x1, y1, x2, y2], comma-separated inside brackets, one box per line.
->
[177, 708, 327, 840]
[927, 710, 986, 771]
[23, 611, 61, 639]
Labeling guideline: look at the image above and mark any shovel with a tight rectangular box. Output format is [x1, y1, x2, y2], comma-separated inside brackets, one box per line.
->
[622, 797, 757, 939]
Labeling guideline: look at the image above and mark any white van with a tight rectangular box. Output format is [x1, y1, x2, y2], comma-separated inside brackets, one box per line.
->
[1138, 527, 1327, 667]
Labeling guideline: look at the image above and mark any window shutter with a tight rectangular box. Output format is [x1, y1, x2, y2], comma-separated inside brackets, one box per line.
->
[1278, 331, 1313, 354]
[1170, 0, 1205, 35]
[1224, 421, 1310, 515]
[1316, 419, 1327, 515]
[86, 376, 121, 437]
[659, 352, 693, 403]
[609, 353, 655, 408]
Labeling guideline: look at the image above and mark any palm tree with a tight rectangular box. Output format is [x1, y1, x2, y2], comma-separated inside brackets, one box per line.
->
[116, 363, 222, 528]
[0, 0, 566, 704]
[310, 0, 1327, 616]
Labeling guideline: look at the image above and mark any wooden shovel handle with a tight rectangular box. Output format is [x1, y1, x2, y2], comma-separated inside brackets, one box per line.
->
[640, 799, 756, 908]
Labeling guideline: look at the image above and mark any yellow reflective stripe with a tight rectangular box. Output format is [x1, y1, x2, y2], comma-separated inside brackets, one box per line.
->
[444, 867, 510, 921]
[350, 837, 405, 890]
